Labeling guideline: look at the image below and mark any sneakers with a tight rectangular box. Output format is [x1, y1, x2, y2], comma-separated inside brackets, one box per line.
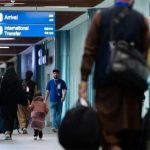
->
[51, 128, 58, 133]
[34, 129, 43, 140]
[22, 128, 27, 134]
[5, 131, 12, 140]
[34, 136, 38, 140]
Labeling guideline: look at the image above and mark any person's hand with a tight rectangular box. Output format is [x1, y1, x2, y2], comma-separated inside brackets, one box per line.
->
[27, 105, 31, 111]
[44, 100, 48, 108]
[44, 100, 47, 104]
[27, 100, 30, 106]
[61, 97, 65, 102]
[79, 81, 87, 100]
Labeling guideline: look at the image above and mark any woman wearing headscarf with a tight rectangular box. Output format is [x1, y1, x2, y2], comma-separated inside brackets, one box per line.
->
[0, 67, 27, 140]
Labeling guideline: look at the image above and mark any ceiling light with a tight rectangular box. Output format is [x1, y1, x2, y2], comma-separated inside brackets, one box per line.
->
[0, 46, 10, 48]
[3, 3, 25, 7]
[0, 2, 25, 5]
[0, 38, 15, 40]
[43, 6, 69, 8]
[10, 0, 15, 3]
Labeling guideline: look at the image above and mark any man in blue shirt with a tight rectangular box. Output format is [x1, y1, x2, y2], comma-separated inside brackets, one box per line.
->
[44, 69, 67, 132]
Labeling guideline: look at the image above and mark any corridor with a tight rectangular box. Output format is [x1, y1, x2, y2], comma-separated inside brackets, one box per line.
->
[0, 127, 63, 150]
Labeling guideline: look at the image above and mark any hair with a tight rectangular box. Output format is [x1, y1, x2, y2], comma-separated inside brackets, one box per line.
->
[53, 69, 59, 73]
[25, 70, 33, 80]
[58, 106, 101, 150]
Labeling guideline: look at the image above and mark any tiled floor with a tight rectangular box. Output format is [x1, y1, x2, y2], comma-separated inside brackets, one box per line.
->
[0, 127, 63, 150]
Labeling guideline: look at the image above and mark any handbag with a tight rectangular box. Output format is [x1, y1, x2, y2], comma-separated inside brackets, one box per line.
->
[108, 8, 149, 91]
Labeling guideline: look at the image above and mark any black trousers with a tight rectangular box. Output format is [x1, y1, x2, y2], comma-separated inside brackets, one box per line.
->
[34, 129, 43, 138]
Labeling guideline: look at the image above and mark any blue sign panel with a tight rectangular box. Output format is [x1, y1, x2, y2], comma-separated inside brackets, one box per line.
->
[0, 11, 55, 24]
[0, 24, 55, 37]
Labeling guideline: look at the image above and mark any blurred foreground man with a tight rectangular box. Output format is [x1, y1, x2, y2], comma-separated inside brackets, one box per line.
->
[80, 0, 150, 150]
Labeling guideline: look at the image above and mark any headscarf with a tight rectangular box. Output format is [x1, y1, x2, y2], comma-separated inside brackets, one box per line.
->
[2, 67, 20, 95]
[1, 67, 27, 105]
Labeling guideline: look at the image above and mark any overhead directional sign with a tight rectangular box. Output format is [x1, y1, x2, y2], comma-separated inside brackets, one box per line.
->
[0, 11, 55, 37]
[0, 11, 55, 24]
[0, 24, 55, 37]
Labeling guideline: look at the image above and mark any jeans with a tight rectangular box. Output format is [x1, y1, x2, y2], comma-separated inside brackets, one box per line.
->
[50, 101, 62, 129]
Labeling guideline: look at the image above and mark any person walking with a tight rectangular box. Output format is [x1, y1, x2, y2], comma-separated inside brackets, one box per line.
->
[44, 69, 67, 132]
[17, 70, 38, 134]
[29, 91, 48, 140]
[0, 67, 27, 140]
[79, 0, 150, 150]
[22, 70, 38, 104]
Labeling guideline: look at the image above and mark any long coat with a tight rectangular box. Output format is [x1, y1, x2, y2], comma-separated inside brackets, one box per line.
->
[0, 67, 27, 133]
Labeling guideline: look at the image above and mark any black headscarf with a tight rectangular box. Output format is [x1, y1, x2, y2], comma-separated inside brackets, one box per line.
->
[2, 67, 19, 95]
[1, 67, 27, 105]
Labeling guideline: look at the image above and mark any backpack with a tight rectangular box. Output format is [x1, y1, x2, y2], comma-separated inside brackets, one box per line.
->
[94, 8, 146, 89]
[107, 7, 148, 92]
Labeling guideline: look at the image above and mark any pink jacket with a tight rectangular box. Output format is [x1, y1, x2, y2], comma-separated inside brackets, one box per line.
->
[30, 96, 49, 114]
[29, 96, 49, 129]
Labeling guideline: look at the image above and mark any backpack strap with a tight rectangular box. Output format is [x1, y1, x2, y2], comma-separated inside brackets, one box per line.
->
[110, 7, 129, 41]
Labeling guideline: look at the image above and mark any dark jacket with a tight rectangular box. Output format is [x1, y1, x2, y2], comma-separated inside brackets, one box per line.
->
[0, 67, 27, 133]
[81, 6, 149, 89]
[1, 67, 27, 106]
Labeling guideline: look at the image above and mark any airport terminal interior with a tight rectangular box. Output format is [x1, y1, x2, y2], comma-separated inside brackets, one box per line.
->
[0, 0, 149, 149]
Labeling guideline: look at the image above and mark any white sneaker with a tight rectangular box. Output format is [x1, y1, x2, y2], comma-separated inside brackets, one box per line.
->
[34, 136, 37, 140]
[51, 128, 58, 133]
[22, 128, 27, 134]
[5, 132, 12, 140]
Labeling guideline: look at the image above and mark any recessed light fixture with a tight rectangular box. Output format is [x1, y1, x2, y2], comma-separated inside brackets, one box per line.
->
[10, 0, 15, 3]
[0, 46, 10, 49]
[0, 2, 25, 5]
[0, 38, 15, 40]
[43, 6, 69, 8]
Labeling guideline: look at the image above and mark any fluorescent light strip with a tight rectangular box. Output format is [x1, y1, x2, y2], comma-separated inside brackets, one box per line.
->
[43, 6, 69, 8]
[0, 46, 10, 48]
[0, 54, 15, 56]
[0, 3, 25, 5]
[0, 38, 15, 40]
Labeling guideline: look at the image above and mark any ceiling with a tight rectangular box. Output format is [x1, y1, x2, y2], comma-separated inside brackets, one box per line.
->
[0, 0, 103, 63]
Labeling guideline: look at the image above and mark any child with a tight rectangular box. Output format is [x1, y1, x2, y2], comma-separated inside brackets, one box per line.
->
[29, 91, 48, 140]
